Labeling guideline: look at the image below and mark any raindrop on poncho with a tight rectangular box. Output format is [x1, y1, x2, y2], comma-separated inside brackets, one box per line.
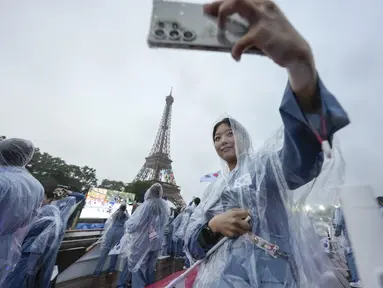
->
[121, 183, 169, 273]
[184, 79, 350, 288]
[0, 138, 44, 285]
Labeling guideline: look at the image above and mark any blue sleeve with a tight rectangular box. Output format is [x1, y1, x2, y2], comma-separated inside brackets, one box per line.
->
[187, 223, 208, 260]
[279, 76, 350, 189]
[69, 192, 85, 203]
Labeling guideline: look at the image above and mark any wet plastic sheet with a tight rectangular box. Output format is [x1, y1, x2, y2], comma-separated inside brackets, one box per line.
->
[173, 206, 194, 241]
[0, 138, 44, 285]
[171, 213, 183, 242]
[3, 204, 64, 288]
[100, 204, 129, 250]
[121, 183, 170, 273]
[184, 110, 348, 287]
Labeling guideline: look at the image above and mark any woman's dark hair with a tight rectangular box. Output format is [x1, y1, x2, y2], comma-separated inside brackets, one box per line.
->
[193, 197, 201, 206]
[213, 118, 231, 141]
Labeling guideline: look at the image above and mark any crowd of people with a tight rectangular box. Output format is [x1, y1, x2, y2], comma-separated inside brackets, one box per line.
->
[0, 136, 200, 288]
[92, 188, 202, 288]
[0, 138, 85, 287]
[0, 131, 373, 288]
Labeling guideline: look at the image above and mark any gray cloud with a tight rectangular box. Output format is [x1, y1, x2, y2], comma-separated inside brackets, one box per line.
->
[1, 0, 382, 202]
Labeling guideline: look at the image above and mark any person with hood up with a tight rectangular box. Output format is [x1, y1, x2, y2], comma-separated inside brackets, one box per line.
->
[0, 138, 44, 285]
[162, 210, 173, 256]
[173, 206, 194, 259]
[164, 210, 176, 256]
[118, 183, 169, 288]
[183, 0, 350, 287]
[171, 208, 185, 257]
[3, 198, 74, 288]
[93, 204, 129, 276]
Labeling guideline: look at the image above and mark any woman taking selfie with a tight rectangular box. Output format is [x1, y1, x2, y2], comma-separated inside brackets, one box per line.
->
[184, 0, 350, 287]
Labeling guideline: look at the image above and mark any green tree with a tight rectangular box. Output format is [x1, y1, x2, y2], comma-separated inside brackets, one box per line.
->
[125, 181, 153, 202]
[26, 148, 97, 191]
[98, 179, 126, 191]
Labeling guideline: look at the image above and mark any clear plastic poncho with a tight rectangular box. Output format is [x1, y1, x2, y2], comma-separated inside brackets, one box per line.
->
[173, 206, 194, 241]
[100, 205, 129, 249]
[171, 212, 183, 242]
[3, 204, 64, 288]
[121, 183, 169, 272]
[0, 138, 44, 285]
[184, 117, 345, 288]
[54, 196, 77, 226]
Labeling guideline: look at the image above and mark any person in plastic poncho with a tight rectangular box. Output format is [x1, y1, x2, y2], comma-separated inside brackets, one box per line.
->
[41, 177, 85, 226]
[171, 208, 185, 257]
[7, 183, 77, 288]
[3, 199, 74, 288]
[174, 206, 194, 260]
[0, 138, 44, 285]
[162, 210, 173, 256]
[118, 183, 169, 288]
[93, 204, 129, 276]
[184, 1, 350, 287]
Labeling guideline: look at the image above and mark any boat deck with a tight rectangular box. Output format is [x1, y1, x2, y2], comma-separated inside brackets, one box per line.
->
[55, 272, 119, 288]
[328, 253, 352, 288]
[56, 253, 352, 288]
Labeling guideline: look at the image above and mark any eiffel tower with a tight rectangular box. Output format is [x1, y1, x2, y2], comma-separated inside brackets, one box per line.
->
[133, 89, 186, 208]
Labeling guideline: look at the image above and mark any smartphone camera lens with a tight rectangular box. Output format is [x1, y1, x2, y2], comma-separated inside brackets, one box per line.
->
[182, 30, 196, 41]
[157, 21, 165, 28]
[172, 23, 179, 29]
[168, 29, 181, 40]
[153, 28, 166, 39]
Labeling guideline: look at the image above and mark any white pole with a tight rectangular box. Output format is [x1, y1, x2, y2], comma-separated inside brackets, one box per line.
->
[340, 185, 383, 287]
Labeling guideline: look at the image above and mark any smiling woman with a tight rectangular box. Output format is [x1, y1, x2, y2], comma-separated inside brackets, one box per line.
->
[213, 118, 252, 172]
[183, 74, 349, 288]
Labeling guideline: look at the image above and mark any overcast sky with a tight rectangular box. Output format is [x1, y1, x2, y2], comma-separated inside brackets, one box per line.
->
[1, 0, 382, 204]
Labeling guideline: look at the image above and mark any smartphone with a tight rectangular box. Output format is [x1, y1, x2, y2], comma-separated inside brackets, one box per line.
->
[147, 0, 264, 56]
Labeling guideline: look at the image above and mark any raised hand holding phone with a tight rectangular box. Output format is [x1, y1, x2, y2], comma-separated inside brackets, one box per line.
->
[203, 0, 312, 64]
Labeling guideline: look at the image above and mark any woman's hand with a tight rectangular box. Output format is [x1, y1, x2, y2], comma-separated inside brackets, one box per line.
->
[203, 0, 311, 65]
[204, 0, 317, 109]
[208, 208, 250, 237]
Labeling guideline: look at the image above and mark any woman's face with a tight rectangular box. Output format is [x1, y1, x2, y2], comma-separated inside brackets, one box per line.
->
[213, 123, 237, 164]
